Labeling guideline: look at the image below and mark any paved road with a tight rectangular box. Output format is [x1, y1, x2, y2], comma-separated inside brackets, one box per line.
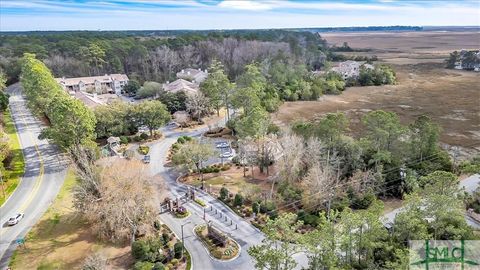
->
[0, 83, 68, 269]
[150, 125, 306, 269]
[384, 174, 480, 229]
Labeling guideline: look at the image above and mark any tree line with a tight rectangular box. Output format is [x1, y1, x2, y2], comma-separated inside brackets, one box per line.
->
[20, 53, 96, 149]
[249, 170, 473, 269]
[0, 29, 328, 84]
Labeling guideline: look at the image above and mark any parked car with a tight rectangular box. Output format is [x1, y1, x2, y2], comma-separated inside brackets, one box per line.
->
[215, 141, 230, 148]
[143, 155, 151, 164]
[7, 213, 24, 226]
[219, 151, 234, 158]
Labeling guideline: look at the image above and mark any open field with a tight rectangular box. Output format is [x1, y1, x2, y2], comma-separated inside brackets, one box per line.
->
[322, 31, 480, 64]
[181, 166, 273, 195]
[275, 31, 480, 157]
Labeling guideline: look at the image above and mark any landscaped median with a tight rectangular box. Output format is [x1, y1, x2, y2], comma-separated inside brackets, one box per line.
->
[0, 109, 25, 206]
[173, 206, 191, 219]
[193, 224, 240, 261]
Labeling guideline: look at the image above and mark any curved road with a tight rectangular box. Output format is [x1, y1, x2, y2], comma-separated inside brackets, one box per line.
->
[150, 125, 307, 269]
[150, 124, 262, 270]
[0, 83, 67, 269]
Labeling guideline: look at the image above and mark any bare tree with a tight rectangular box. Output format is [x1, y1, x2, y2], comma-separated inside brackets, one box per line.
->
[71, 146, 161, 244]
[82, 252, 107, 270]
[303, 137, 327, 171]
[94, 160, 160, 243]
[173, 111, 190, 128]
[277, 132, 304, 183]
[186, 92, 210, 121]
[301, 161, 338, 213]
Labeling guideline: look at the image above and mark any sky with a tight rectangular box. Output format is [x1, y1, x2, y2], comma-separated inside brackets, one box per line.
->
[0, 0, 479, 31]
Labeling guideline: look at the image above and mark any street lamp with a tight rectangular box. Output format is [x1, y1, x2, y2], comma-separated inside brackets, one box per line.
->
[181, 221, 191, 253]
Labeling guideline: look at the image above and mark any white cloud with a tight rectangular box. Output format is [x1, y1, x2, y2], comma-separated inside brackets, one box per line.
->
[217, 0, 274, 11]
[0, 0, 478, 31]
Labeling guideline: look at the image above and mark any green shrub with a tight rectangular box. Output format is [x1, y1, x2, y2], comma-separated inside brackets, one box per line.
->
[132, 237, 165, 263]
[252, 202, 260, 214]
[171, 258, 179, 266]
[244, 207, 253, 217]
[194, 198, 206, 207]
[297, 209, 306, 221]
[349, 189, 375, 210]
[267, 123, 280, 135]
[154, 220, 161, 231]
[231, 156, 240, 165]
[119, 136, 128, 145]
[177, 137, 185, 144]
[213, 168, 220, 173]
[138, 145, 150, 155]
[259, 201, 276, 214]
[174, 242, 184, 259]
[161, 232, 170, 244]
[234, 193, 244, 207]
[140, 132, 149, 140]
[134, 261, 154, 270]
[133, 135, 142, 142]
[219, 187, 229, 201]
[153, 262, 165, 270]
[304, 214, 320, 227]
[132, 240, 150, 261]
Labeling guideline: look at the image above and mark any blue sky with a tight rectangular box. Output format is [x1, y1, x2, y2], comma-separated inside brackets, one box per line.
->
[0, 0, 479, 31]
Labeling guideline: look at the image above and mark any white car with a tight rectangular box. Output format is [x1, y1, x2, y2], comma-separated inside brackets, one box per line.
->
[219, 151, 234, 158]
[215, 141, 230, 148]
[7, 213, 24, 226]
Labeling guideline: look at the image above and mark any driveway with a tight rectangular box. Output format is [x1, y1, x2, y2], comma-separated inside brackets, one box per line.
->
[0, 83, 68, 269]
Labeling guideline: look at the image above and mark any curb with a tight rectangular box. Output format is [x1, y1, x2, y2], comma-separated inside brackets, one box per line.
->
[192, 224, 241, 263]
[160, 221, 194, 270]
[175, 175, 263, 234]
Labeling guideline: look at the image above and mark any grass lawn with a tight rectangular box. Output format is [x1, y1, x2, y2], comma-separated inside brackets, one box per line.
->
[181, 166, 272, 195]
[10, 168, 132, 269]
[1, 109, 25, 206]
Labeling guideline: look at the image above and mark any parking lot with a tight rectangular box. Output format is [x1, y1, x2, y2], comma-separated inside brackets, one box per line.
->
[199, 137, 236, 166]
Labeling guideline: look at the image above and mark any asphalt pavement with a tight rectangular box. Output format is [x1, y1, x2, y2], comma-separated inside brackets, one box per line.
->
[0, 83, 68, 269]
[150, 123, 307, 270]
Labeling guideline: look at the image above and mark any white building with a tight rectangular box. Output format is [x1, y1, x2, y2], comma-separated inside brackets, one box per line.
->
[176, 68, 208, 84]
[55, 74, 129, 95]
[331, 61, 374, 79]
